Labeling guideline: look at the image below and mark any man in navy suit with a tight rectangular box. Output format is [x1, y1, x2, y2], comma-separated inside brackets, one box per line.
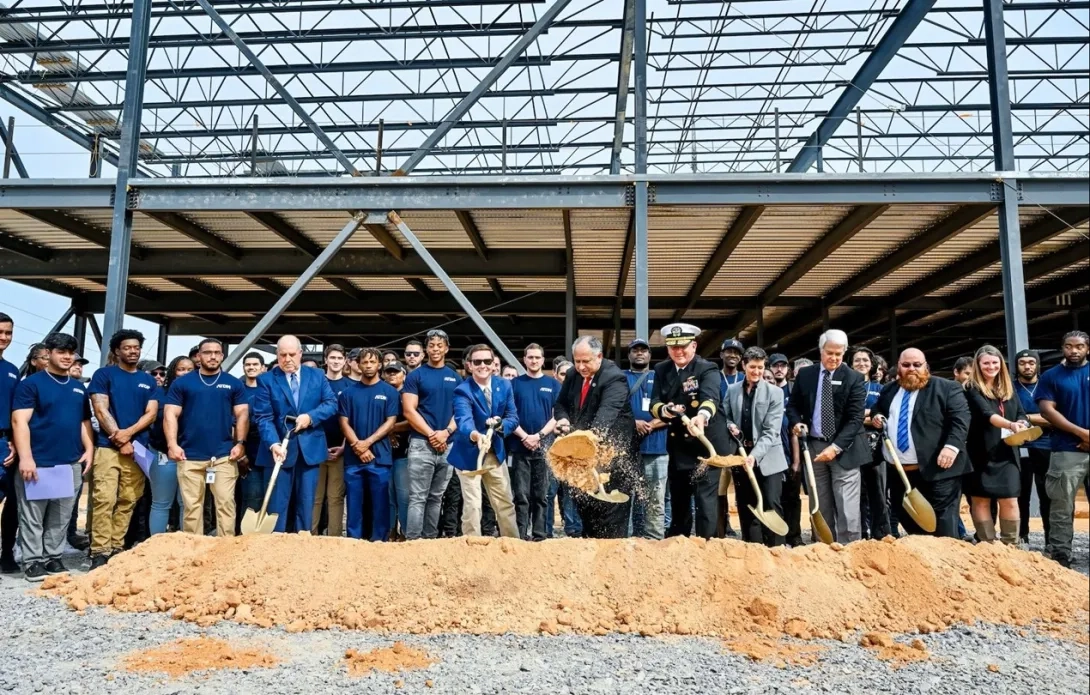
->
[448, 344, 520, 538]
[253, 335, 338, 533]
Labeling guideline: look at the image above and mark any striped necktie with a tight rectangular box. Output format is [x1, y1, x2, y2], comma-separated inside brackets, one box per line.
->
[897, 390, 911, 453]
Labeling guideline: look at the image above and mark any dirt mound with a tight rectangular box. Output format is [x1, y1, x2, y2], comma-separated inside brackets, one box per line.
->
[121, 636, 278, 677]
[343, 642, 436, 676]
[42, 533, 1088, 641]
[546, 430, 615, 492]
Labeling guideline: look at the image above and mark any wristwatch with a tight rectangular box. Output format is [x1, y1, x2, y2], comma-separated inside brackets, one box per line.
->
[446, 425, 456, 435]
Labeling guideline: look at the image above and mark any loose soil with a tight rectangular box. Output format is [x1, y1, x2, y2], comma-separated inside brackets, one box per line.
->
[120, 636, 278, 678]
[546, 430, 615, 492]
[343, 641, 436, 677]
[723, 635, 826, 668]
[859, 631, 931, 667]
[41, 533, 1089, 644]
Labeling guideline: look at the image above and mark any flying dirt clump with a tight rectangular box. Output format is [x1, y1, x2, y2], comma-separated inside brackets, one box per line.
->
[546, 430, 616, 493]
[39, 532, 1089, 644]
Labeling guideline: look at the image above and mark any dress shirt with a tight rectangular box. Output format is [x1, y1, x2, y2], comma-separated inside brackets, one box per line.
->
[883, 386, 959, 465]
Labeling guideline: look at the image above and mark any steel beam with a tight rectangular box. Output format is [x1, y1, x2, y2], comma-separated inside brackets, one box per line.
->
[395, 0, 576, 175]
[564, 211, 576, 354]
[388, 211, 524, 375]
[984, 0, 1029, 365]
[143, 212, 243, 260]
[0, 86, 122, 171]
[222, 213, 367, 371]
[454, 211, 489, 260]
[605, 212, 636, 352]
[45, 304, 77, 337]
[157, 321, 169, 365]
[87, 314, 103, 347]
[672, 205, 766, 321]
[100, 0, 151, 363]
[609, 0, 636, 175]
[632, 0, 649, 341]
[945, 242, 1087, 308]
[16, 210, 146, 258]
[787, 0, 937, 172]
[0, 118, 27, 179]
[0, 230, 51, 261]
[73, 314, 88, 354]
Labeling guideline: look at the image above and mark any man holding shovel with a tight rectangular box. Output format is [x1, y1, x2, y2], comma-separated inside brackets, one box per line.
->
[870, 348, 970, 538]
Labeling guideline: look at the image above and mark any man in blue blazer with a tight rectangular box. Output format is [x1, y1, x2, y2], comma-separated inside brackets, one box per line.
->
[253, 335, 338, 533]
[449, 344, 520, 538]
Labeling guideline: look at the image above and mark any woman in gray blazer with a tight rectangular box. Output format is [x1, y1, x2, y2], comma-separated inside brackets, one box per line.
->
[724, 347, 788, 547]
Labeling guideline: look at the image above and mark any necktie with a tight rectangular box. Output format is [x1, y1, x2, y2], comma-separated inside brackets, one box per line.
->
[482, 382, 492, 410]
[579, 378, 591, 409]
[289, 372, 300, 408]
[820, 369, 835, 437]
[897, 390, 911, 453]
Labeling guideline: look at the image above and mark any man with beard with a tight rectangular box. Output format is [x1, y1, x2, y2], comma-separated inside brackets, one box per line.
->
[553, 336, 636, 538]
[1037, 331, 1090, 568]
[871, 348, 970, 538]
[625, 338, 669, 539]
[1013, 349, 1052, 547]
[403, 340, 424, 373]
[651, 324, 736, 540]
[952, 356, 973, 386]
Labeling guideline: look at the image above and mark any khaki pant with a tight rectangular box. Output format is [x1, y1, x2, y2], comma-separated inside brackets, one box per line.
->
[90, 448, 146, 555]
[177, 458, 238, 537]
[311, 457, 346, 536]
[456, 453, 519, 538]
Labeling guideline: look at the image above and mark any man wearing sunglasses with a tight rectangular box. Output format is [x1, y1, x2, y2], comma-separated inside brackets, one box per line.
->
[403, 340, 424, 373]
[870, 348, 970, 538]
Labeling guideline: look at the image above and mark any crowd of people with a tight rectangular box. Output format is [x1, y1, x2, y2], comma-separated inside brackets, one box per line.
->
[0, 309, 1086, 583]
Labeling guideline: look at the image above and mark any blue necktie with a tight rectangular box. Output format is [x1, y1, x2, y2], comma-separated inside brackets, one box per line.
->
[897, 390, 911, 453]
[290, 372, 300, 408]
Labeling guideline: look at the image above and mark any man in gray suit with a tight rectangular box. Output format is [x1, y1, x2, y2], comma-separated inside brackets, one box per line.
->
[724, 347, 789, 547]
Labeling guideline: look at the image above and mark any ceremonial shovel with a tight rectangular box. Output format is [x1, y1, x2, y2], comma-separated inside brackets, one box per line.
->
[726, 430, 790, 537]
[1003, 425, 1043, 447]
[883, 437, 937, 533]
[241, 415, 296, 535]
[797, 426, 834, 545]
[462, 421, 501, 478]
[554, 425, 629, 504]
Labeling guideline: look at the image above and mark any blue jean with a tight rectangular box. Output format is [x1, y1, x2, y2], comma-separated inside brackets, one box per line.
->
[546, 471, 583, 538]
[405, 438, 452, 540]
[261, 463, 320, 533]
[149, 452, 182, 535]
[632, 454, 669, 540]
[346, 464, 392, 541]
[389, 457, 409, 536]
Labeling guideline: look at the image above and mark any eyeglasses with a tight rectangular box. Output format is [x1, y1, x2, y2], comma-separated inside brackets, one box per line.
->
[900, 362, 925, 369]
[469, 358, 492, 367]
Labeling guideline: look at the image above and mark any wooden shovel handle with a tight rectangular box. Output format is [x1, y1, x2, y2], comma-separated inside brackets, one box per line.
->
[681, 414, 717, 458]
[883, 437, 913, 490]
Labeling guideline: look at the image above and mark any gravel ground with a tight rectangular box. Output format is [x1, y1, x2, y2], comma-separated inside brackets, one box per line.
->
[0, 530, 1086, 695]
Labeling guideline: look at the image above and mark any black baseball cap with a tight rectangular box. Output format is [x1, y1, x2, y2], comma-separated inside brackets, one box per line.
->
[720, 338, 744, 353]
[347, 347, 362, 360]
[1014, 349, 1039, 362]
[628, 338, 650, 350]
[383, 361, 406, 374]
[768, 353, 789, 366]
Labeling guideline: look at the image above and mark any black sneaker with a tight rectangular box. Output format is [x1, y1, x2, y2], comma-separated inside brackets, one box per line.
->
[23, 562, 48, 583]
[42, 559, 67, 575]
[1053, 555, 1072, 569]
[0, 554, 19, 574]
[67, 533, 90, 551]
[89, 554, 109, 571]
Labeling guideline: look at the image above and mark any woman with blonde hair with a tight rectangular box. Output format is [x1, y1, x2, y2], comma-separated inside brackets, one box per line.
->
[964, 345, 1029, 544]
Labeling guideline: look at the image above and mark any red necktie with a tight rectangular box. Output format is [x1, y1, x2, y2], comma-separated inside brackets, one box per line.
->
[579, 378, 592, 408]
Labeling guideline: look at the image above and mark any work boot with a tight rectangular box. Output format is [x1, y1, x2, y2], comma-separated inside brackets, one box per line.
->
[999, 519, 1020, 546]
[89, 554, 109, 571]
[971, 517, 997, 543]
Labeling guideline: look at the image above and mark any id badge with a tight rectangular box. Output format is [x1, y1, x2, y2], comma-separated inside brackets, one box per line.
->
[206, 469, 216, 484]
[641, 397, 651, 412]
[1019, 447, 1029, 458]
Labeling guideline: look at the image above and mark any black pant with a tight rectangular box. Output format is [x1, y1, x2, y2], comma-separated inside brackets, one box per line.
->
[734, 467, 785, 547]
[574, 487, 633, 539]
[439, 473, 496, 537]
[861, 460, 891, 539]
[124, 483, 152, 549]
[1018, 447, 1051, 543]
[510, 449, 549, 541]
[780, 468, 803, 544]
[889, 468, 962, 538]
[667, 460, 721, 540]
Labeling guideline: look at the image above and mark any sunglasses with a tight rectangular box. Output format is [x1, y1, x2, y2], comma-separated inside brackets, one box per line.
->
[469, 358, 492, 367]
[151, 369, 167, 377]
[404, 351, 422, 357]
[899, 362, 925, 369]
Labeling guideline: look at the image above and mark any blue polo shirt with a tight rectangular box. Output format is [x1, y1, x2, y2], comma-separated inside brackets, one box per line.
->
[339, 380, 399, 467]
[12, 371, 91, 467]
[402, 363, 460, 441]
[164, 370, 247, 460]
[88, 365, 158, 449]
[324, 376, 355, 444]
[1036, 361, 1089, 453]
[626, 369, 667, 455]
[1016, 380, 1051, 450]
[507, 373, 560, 452]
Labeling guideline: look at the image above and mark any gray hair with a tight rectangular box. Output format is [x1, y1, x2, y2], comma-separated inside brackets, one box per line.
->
[572, 335, 604, 356]
[818, 329, 849, 350]
[794, 358, 813, 371]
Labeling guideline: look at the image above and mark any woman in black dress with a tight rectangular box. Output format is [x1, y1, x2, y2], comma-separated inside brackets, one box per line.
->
[964, 345, 1030, 545]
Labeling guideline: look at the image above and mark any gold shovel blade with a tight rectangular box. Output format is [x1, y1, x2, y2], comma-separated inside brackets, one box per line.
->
[240, 508, 278, 535]
[902, 490, 937, 533]
[590, 490, 630, 504]
[810, 511, 835, 544]
[749, 505, 790, 536]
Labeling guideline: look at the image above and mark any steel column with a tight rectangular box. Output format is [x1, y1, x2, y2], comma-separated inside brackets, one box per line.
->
[395, 0, 575, 175]
[2, 117, 26, 178]
[563, 210, 576, 354]
[633, 0, 648, 341]
[984, 0, 1029, 365]
[87, 314, 103, 348]
[222, 214, 367, 371]
[609, 0, 636, 175]
[73, 314, 88, 353]
[157, 321, 169, 365]
[100, 0, 152, 365]
[46, 304, 77, 337]
[388, 212, 524, 375]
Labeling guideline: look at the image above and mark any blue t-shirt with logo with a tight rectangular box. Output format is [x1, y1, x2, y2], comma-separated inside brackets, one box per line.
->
[164, 370, 247, 460]
[12, 371, 91, 467]
[338, 380, 399, 467]
[402, 363, 460, 441]
[1036, 361, 1090, 453]
[0, 357, 18, 430]
[88, 365, 158, 449]
[324, 376, 355, 444]
[1015, 380, 1051, 450]
[508, 373, 560, 452]
[626, 370, 667, 455]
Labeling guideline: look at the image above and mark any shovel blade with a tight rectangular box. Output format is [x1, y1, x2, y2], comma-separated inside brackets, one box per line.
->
[240, 509, 278, 535]
[590, 490, 630, 504]
[810, 511, 835, 545]
[903, 490, 937, 533]
[749, 505, 790, 537]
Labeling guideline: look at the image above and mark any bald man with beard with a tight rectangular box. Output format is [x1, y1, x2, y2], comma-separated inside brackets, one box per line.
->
[870, 348, 970, 538]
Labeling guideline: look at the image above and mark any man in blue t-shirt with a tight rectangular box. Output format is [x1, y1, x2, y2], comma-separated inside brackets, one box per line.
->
[313, 344, 352, 537]
[1037, 331, 1090, 568]
[87, 329, 159, 568]
[1013, 349, 1053, 547]
[508, 343, 560, 541]
[338, 348, 398, 541]
[11, 332, 92, 582]
[625, 339, 670, 540]
[164, 338, 248, 537]
[0, 312, 19, 574]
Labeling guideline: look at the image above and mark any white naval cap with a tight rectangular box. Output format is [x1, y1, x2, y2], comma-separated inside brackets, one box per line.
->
[660, 322, 701, 346]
